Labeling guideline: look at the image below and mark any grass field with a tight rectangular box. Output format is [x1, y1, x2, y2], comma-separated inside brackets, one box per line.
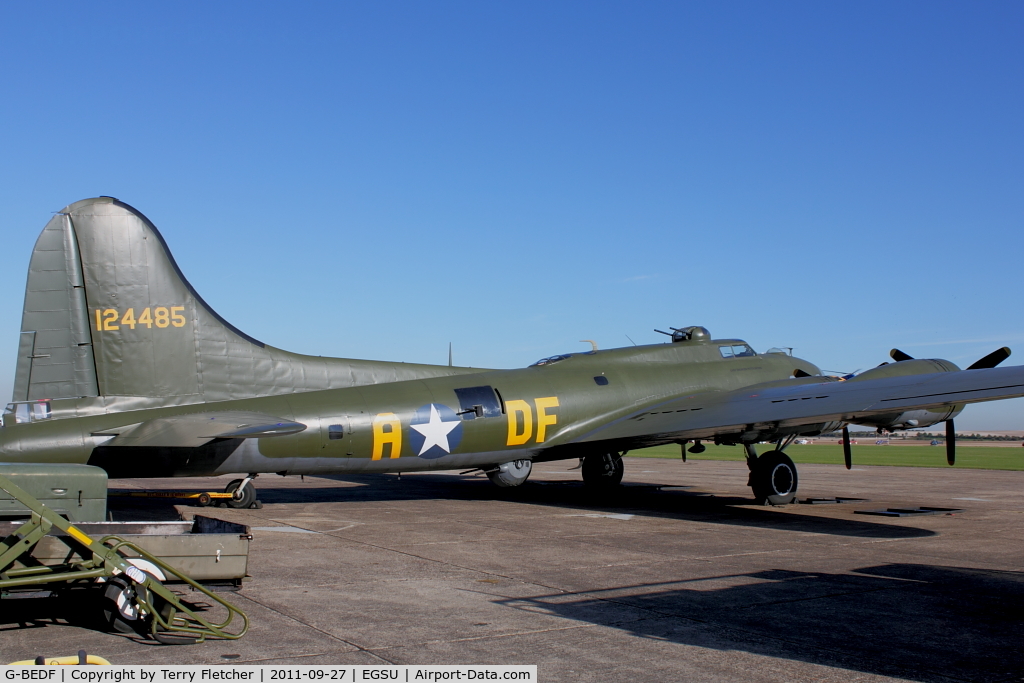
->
[630, 443, 1024, 470]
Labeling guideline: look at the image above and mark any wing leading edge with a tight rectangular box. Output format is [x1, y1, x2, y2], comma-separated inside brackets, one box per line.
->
[551, 365, 1024, 450]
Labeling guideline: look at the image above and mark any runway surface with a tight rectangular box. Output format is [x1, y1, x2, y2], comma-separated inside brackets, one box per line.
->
[2, 456, 1022, 682]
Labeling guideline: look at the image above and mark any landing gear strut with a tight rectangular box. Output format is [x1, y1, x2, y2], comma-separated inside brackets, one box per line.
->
[582, 452, 624, 489]
[746, 446, 798, 505]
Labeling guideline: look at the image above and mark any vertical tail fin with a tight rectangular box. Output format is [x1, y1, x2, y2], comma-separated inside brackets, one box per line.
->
[15, 197, 481, 407]
[16, 196, 258, 401]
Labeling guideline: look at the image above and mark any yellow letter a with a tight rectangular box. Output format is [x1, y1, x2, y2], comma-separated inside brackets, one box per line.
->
[372, 413, 402, 460]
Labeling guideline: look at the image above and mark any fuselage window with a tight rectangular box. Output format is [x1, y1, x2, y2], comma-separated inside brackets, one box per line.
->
[454, 386, 503, 420]
[2, 401, 50, 426]
[720, 344, 755, 359]
[594, 376, 609, 386]
[327, 424, 344, 440]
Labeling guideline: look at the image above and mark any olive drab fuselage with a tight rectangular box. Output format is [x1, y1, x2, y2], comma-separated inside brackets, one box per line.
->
[0, 340, 821, 478]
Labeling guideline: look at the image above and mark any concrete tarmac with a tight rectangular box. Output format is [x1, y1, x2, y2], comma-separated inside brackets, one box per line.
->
[2, 456, 1023, 682]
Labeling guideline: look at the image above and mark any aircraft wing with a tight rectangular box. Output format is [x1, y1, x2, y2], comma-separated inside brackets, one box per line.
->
[99, 411, 306, 448]
[553, 365, 1024, 451]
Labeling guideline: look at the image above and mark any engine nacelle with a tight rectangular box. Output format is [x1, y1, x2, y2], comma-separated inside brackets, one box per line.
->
[846, 358, 963, 431]
[855, 405, 964, 431]
[848, 358, 960, 382]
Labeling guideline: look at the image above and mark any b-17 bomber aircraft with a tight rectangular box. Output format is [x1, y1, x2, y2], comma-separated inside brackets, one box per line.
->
[3, 197, 1024, 507]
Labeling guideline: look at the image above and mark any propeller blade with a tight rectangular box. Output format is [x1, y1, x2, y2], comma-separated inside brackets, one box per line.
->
[946, 419, 955, 466]
[890, 349, 914, 362]
[842, 426, 852, 470]
[967, 347, 1011, 370]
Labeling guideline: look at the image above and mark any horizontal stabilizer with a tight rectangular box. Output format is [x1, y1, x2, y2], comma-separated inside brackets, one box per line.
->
[99, 411, 306, 448]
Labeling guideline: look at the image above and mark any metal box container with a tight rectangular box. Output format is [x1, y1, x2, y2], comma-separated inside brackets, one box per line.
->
[0, 463, 107, 521]
[0, 515, 251, 586]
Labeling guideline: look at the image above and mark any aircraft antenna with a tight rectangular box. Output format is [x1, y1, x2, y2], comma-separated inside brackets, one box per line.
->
[625, 334, 637, 346]
[448, 343, 453, 367]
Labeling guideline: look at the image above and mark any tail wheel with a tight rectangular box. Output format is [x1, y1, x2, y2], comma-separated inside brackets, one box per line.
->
[750, 450, 798, 505]
[224, 479, 256, 508]
[582, 452, 624, 488]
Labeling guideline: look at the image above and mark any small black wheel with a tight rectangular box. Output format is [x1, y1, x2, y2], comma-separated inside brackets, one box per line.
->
[224, 479, 256, 509]
[750, 450, 798, 505]
[197, 492, 212, 507]
[101, 576, 147, 634]
[582, 453, 624, 488]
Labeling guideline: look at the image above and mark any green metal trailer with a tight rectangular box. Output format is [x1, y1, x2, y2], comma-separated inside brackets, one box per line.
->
[0, 467, 249, 644]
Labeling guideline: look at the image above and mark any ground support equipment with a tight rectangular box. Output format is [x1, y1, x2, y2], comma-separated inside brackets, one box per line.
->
[0, 472, 248, 644]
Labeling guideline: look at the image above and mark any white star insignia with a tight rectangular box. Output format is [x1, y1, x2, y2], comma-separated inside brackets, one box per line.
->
[410, 404, 461, 456]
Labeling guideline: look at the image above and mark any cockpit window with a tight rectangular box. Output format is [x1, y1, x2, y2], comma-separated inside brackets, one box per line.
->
[529, 354, 573, 367]
[719, 344, 755, 359]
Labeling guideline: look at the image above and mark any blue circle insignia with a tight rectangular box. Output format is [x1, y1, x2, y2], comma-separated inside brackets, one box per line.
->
[408, 403, 464, 459]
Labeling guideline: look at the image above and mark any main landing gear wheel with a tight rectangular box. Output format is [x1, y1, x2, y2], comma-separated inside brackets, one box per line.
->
[486, 460, 533, 487]
[224, 479, 256, 509]
[750, 450, 798, 505]
[582, 452, 624, 489]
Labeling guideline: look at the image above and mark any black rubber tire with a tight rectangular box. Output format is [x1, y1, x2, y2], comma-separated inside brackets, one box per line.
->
[581, 453, 624, 488]
[197, 492, 212, 507]
[101, 576, 146, 634]
[224, 479, 256, 509]
[750, 450, 798, 505]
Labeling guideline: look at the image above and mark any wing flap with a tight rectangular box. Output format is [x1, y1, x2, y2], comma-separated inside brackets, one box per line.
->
[103, 411, 306, 448]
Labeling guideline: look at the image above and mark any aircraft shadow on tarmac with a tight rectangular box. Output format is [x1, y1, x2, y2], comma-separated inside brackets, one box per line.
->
[494, 563, 1024, 683]
[109, 471, 935, 540]
[275, 472, 936, 539]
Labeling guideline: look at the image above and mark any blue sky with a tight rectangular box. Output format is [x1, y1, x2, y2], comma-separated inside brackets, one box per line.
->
[1, 2, 1022, 429]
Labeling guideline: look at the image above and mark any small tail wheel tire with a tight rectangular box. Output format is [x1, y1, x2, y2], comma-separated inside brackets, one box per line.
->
[751, 450, 798, 505]
[582, 452, 624, 488]
[197, 492, 212, 507]
[225, 479, 256, 509]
